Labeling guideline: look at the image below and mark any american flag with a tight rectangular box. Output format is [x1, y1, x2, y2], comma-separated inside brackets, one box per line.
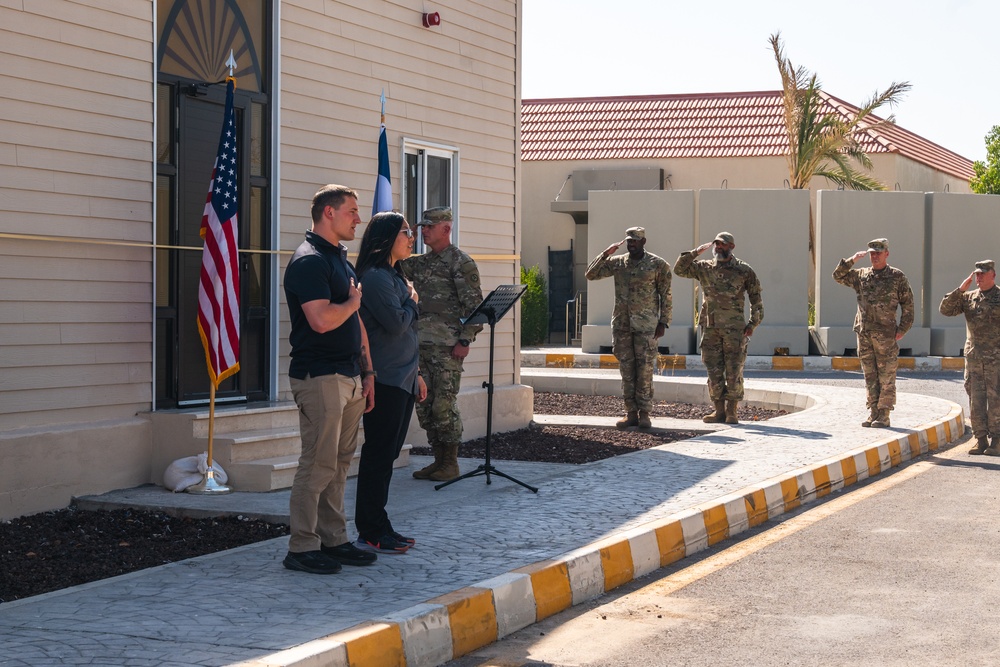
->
[197, 77, 241, 387]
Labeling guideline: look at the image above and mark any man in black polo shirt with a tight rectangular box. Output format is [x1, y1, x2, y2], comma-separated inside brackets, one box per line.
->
[282, 184, 378, 574]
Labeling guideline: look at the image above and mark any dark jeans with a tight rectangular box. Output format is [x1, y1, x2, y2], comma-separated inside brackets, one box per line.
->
[355, 382, 415, 540]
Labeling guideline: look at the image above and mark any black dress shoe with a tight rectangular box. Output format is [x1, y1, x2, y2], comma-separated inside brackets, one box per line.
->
[282, 550, 342, 574]
[322, 541, 377, 565]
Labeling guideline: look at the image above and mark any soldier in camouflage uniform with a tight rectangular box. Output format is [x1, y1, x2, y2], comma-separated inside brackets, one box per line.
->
[400, 207, 483, 481]
[833, 238, 914, 428]
[586, 226, 672, 429]
[675, 232, 763, 424]
[940, 260, 1000, 455]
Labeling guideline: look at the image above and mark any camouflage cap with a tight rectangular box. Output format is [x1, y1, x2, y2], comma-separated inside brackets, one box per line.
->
[975, 260, 995, 273]
[418, 206, 453, 226]
[714, 231, 735, 246]
[868, 238, 889, 252]
[625, 226, 645, 241]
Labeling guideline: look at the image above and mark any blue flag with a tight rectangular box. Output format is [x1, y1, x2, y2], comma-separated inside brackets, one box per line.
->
[373, 91, 392, 215]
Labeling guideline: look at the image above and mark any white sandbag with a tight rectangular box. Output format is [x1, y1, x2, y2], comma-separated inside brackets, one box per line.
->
[163, 452, 228, 492]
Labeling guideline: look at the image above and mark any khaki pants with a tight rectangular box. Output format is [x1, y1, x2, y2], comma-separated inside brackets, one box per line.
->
[288, 373, 365, 552]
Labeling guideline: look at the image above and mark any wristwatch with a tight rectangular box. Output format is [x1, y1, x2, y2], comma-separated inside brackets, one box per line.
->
[457, 339, 470, 347]
[361, 370, 377, 379]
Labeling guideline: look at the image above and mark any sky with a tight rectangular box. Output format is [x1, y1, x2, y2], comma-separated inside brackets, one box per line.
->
[522, 0, 995, 163]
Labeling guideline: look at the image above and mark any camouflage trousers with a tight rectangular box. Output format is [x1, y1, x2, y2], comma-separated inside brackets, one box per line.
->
[612, 328, 658, 412]
[857, 331, 898, 410]
[965, 357, 1000, 439]
[416, 344, 465, 448]
[701, 327, 748, 402]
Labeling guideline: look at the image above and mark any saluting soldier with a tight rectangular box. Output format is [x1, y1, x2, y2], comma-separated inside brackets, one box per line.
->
[833, 238, 914, 428]
[940, 260, 1000, 455]
[586, 226, 672, 430]
[675, 231, 763, 425]
[401, 207, 483, 481]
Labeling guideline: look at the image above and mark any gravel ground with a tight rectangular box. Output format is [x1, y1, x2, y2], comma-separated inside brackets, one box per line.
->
[0, 392, 783, 603]
[0, 509, 288, 603]
[413, 392, 784, 463]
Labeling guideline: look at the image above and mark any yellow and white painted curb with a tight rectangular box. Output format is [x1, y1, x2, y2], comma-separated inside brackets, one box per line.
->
[521, 351, 966, 373]
[234, 404, 965, 667]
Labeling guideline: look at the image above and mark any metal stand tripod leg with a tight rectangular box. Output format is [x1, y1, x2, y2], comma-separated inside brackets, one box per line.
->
[434, 315, 538, 493]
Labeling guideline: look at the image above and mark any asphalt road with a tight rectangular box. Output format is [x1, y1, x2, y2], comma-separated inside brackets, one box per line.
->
[451, 370, 996, 667]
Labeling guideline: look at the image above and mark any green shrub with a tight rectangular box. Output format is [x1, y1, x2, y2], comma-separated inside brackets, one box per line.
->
[520, 265, 549, 346]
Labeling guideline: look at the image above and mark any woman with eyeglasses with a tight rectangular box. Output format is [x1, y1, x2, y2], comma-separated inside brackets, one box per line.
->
[352, 212, 427, 554]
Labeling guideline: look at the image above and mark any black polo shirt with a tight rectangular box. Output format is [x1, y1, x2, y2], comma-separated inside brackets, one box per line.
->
[284, 231, 362, 380]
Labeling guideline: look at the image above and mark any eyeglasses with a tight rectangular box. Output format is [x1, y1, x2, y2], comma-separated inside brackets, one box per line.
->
[399, 228, 414, 238]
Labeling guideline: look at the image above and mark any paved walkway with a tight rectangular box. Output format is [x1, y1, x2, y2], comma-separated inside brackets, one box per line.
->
[0, 371, 965, 667]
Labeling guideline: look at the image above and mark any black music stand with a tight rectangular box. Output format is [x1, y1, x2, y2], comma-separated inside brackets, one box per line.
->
[434, 284, 538, 493]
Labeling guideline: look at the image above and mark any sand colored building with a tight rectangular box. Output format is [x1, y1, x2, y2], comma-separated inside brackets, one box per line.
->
[520, 92, 976, 344]
[0, 0, 527, 518]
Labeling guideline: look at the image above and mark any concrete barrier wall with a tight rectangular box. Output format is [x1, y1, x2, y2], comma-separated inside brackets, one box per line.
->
[926, 193, 1000, 356]
[814, 190, 930, 355]
[579, 188, 999, 357]
[697, 189, 811, 355]
[582, 190, 697, 354]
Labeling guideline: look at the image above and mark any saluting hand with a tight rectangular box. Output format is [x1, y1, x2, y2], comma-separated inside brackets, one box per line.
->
[694, 241, 713, 256]
[960, 272, 976, 291]
[850, 250, 868, 263]
[602, 240, 625, 257]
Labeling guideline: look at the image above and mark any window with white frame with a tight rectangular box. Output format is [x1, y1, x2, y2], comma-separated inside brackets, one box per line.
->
[401, 138, 459, 252]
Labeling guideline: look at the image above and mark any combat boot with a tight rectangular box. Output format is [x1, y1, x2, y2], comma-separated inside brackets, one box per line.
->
[616, 411, 639, 429]
[412, 444, 443, 479]
[428, 444, 460, 481]
[637, 411, 652, 429]
[871, 409, 891, 428]
[725, 401, 739, 425]
[984, 436, 1000, 457]
[969, 436, 990, 456]
[703, 400, 726, 423]
[861, 407, 879, 428]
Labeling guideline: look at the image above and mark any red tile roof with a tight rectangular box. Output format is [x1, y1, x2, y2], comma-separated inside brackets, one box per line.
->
[521, 91, 974, 180]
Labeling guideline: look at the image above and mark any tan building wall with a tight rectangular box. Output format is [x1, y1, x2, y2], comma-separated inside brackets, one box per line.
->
[0, 0, 525, 519]
[277, 0, 521, 401]
[0, 3, 156, 518]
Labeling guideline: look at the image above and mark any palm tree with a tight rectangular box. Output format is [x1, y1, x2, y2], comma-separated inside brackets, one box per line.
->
[770, 32, 911, 289]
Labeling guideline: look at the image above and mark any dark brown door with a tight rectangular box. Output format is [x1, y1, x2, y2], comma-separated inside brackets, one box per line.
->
[163, 86, 268, 406]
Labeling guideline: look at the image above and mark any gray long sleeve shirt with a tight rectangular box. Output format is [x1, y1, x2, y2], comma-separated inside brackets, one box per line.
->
[358, 266, 421, 394]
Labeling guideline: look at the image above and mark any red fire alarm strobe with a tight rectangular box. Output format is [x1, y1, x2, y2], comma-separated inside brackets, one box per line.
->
[422, 12, 441, 27]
